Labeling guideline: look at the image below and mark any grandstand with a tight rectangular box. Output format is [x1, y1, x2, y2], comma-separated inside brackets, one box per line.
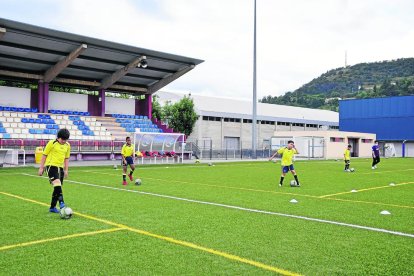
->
[0, 18, 203, 164]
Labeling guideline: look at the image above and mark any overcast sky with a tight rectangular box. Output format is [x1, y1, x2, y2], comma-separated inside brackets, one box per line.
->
[1, 0, 413, 100]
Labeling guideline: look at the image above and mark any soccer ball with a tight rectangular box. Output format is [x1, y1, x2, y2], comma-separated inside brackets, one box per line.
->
[350, 168, 355, 172]
[59, 207, 73, 219]
[113, 164, 118, 170]
[290, 180, 297, 187]
[208, 162, 213, 166]
[135, 178, 142, 185]
[195, 159, 200, 164]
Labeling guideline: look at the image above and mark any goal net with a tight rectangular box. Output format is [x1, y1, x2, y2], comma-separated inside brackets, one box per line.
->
[0, 149, 24, 167]
[133, 132, 186, 163]
[270, 136, 325, 159]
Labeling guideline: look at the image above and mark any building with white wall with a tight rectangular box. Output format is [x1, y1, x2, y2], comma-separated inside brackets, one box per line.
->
[271, 130, 376, 159]
[156, 91, 339, 151]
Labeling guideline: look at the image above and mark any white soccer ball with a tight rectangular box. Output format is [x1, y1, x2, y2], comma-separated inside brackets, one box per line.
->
[113, 164, 118, 170]
[59, 207, 73, 219]
[290, 180, 297, 187]
[350, 168, 355, 172]
[208, 162, 213, 166]
[135, 178, 142, 185]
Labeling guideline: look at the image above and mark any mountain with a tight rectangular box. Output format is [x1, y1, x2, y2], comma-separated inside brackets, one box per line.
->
[260, 58, 414, 111]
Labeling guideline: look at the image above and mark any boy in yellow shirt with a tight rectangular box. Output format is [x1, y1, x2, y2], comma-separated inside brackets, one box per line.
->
[121, 136, 136, 185]
[344, 144, 352, 172]
[38, 129, 71, 213]
[269, 140, 300, 187]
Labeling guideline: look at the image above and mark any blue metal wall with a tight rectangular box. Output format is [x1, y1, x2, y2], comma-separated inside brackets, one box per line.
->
[339, 95, 414, 140]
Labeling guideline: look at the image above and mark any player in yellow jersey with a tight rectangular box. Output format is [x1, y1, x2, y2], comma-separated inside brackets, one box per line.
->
[269, 140, 300, 187]
[344, 144, 352, 172]
[121, 136, 136, 185]
[38, 129, 71, 213]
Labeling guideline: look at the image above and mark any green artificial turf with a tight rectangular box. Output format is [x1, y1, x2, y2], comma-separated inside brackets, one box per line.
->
[1, 158, 413, 275]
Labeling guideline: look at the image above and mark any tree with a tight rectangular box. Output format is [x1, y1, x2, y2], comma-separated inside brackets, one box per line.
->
[158, 95, 198, 136]
[151, 95, 162, 121]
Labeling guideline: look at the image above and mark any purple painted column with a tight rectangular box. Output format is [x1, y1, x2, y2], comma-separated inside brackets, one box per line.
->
[99, 89, 105, 117]
[43, 82, 49, 113]
[38, 81, 44, 113]
[145, 94, 152, 119]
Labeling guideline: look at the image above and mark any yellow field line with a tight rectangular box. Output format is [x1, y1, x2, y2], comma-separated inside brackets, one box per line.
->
[82, 171, 414, 209]
[0, 228, 124, 251]
[319, 182, 414, 198]
[83, 170, 316, 198]
[0, 191, 300, 276]
[323, 197, 414, 209]
[360, 168, 414, 175]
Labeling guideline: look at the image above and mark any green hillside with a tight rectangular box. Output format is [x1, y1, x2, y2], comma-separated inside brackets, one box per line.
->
[260, 58, 414, 111]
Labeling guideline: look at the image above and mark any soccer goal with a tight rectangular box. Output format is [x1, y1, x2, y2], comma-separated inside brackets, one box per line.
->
[133, 132, 186, 164]
[270, 136, 325, 159]
[0, 148, 25, 167]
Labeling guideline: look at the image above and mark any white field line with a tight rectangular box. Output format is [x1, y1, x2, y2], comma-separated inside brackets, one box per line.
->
[21, 173, 414, 239]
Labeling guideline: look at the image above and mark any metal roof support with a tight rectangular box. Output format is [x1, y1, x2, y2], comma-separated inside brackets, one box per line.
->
[0, 27, 6, 40]
[43, 44, 87, 83]
[99, 56, 147, 89]
[98, 89, 105, 117]
[147, 65, 195, 94]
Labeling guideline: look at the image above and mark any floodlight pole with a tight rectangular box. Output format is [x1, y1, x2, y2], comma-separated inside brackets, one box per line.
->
[252, 0, 258, 159]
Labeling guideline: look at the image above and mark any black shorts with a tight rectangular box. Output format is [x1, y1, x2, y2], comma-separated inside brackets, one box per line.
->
[46, 166, 64, 184]
[122, 156, 134, 166]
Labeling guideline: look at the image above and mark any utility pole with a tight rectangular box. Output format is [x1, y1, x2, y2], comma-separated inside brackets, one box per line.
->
[252, 0, 257, 159]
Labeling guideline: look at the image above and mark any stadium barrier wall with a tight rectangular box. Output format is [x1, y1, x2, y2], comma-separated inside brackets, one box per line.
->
[0, 86, 31, 108]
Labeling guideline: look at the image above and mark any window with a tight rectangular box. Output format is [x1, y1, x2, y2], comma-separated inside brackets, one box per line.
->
[277, 121, 289, 126]
[362, 139, 373, 143]
[330, 126, 339, 130]
[292, 123, 304, 127]
[330, 137, 344, 142]
[203, 116, 221, 121]
[306, 124, 317, 128]
[243, 119, 252, 123]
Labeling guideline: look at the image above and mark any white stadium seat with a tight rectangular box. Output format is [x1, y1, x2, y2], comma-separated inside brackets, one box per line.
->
[7, 118, 13, 122]
[17, 113, 24, 118]
[14, 128, 21, 134]
[24, 113, 31, 118]
[3, 112, 10, 117]
[18, 123, 25, 128]
[11, 123, 18, 128]
[11, 134, 19, 138]
[22, 129, 28, 134]
[3, 122, 10, 127]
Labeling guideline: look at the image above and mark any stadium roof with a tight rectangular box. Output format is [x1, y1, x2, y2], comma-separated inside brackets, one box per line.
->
[157, 91, 339, 126]
[0, 18, 203, 94]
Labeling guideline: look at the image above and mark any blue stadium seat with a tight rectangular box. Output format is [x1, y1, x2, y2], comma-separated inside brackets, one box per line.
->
[24, 108, 31, 112]
[21, 118, 28, 123]
[0, 128, 6, 133]
[3, 133, 10, 138]
[18, 108, 24, 112]
[0, 106, 3, 111]
[31, 108, 38, 113]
